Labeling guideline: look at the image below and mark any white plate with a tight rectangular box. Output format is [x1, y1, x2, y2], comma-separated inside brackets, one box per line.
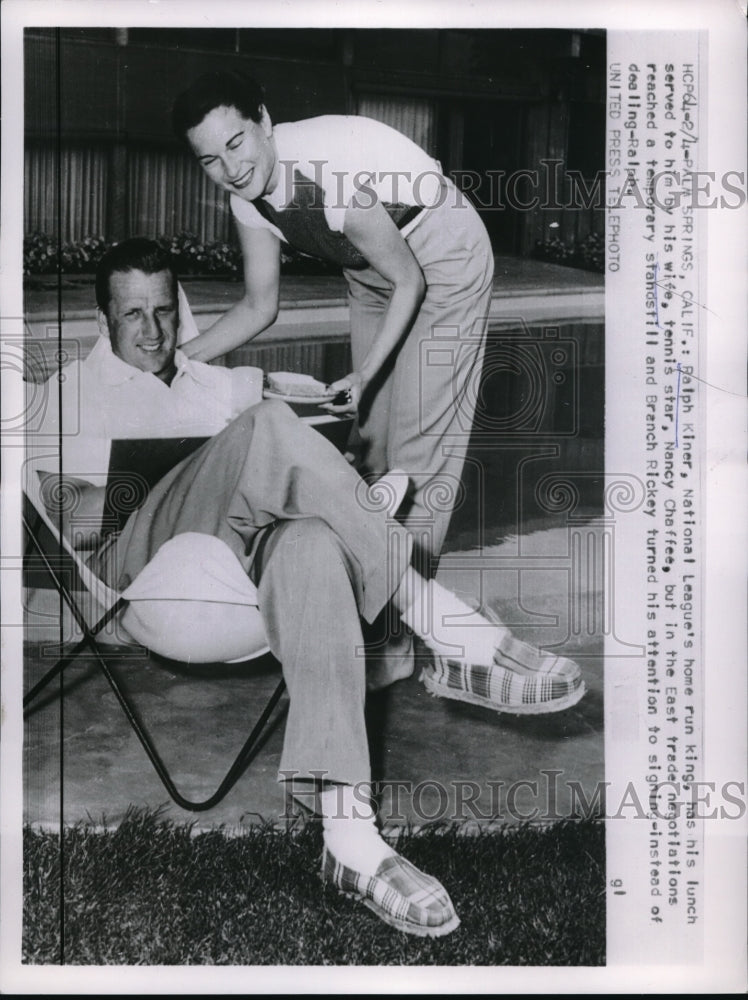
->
[263, 387, 338, 405]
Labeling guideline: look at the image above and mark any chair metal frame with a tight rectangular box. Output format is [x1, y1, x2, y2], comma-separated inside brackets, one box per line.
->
[23, 491, 287, 813]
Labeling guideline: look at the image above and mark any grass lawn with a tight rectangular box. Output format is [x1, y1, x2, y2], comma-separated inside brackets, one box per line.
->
[24, 810, 605, 966]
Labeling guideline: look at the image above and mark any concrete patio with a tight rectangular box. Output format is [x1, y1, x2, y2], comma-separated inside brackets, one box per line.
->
[23, 521, 605, 833]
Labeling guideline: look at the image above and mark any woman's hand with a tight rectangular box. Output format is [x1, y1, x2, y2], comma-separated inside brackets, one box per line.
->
[339, 198, 426, 389]
[322, 371, 364, 415]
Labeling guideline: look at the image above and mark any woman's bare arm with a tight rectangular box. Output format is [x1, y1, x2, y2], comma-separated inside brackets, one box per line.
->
[324, 196, 426, 414]
[180, 223, 282, 363]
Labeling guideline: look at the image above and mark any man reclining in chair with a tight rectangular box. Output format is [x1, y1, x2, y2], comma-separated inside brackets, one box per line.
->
[34, 237, 585, 938]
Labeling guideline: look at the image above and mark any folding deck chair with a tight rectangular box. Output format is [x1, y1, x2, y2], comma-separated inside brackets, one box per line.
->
[23, 284, 406, 812]
[23, 458, 408, 813]
[23, 461, 287, 813]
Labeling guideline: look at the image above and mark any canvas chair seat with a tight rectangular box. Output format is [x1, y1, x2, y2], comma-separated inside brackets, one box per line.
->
[24, 466, 271, 663]
[119, 533, 269, 663]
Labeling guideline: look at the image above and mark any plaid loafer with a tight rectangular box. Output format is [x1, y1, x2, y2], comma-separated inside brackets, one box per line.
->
[421, 653, 585, 715]
[321, 846, 460, 937]
[492, 631, 582, 684]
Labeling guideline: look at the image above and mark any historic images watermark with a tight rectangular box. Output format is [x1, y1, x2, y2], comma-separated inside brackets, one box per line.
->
[279, 769, 747, 824]
[271, 157, 747, 212]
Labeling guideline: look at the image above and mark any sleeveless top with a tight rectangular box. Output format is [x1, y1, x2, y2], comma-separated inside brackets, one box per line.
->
[229, 116, 444, 268]
[252, 168, 423, 269]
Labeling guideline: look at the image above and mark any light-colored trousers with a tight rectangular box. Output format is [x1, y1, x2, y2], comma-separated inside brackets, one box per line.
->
[94, 401, 413, 788]
[345, 183, 493, 676]
[346, 181, 494, 572]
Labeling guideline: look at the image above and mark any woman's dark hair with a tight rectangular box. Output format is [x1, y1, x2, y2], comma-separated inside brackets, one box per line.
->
[95, 238, 177, 315]
[172, 71, 265, 140]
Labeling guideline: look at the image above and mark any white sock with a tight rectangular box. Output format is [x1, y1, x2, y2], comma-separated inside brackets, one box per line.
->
[319, 785, 395, 878]
[401, 579, 504, 665]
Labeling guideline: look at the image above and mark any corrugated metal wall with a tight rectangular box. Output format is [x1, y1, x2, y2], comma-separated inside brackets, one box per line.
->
[24, 145, 109, 242]
[24, 143, 233, 243]
[128, 147, 231, 243]
[356, 94, 438, 158]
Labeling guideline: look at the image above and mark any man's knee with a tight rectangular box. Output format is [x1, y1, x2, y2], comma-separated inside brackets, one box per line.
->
[250, 397, 296, 427]
[213, 398, 297, 463]
[273, 517, 344, 565]
[229, 396, 295, 432]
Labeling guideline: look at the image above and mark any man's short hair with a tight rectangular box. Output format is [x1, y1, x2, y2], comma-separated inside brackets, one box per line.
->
[95, 238, 178, 316]
[172, 71, 265, 141]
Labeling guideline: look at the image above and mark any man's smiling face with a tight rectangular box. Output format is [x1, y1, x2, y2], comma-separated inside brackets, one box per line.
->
[105, 269, 179, 384]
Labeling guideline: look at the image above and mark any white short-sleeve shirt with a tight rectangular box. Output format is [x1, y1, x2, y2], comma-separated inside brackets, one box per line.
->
[29, 337, 264, 486]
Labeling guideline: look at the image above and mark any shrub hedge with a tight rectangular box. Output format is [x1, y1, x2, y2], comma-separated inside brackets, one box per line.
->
[531, 232, 604, 273]
[23, 232, 341, 278]
[25, 230, 605, 277]
[532, 233, 605, 273]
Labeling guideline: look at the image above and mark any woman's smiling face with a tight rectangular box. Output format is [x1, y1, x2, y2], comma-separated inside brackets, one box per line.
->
[187, 104, 279, 201]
